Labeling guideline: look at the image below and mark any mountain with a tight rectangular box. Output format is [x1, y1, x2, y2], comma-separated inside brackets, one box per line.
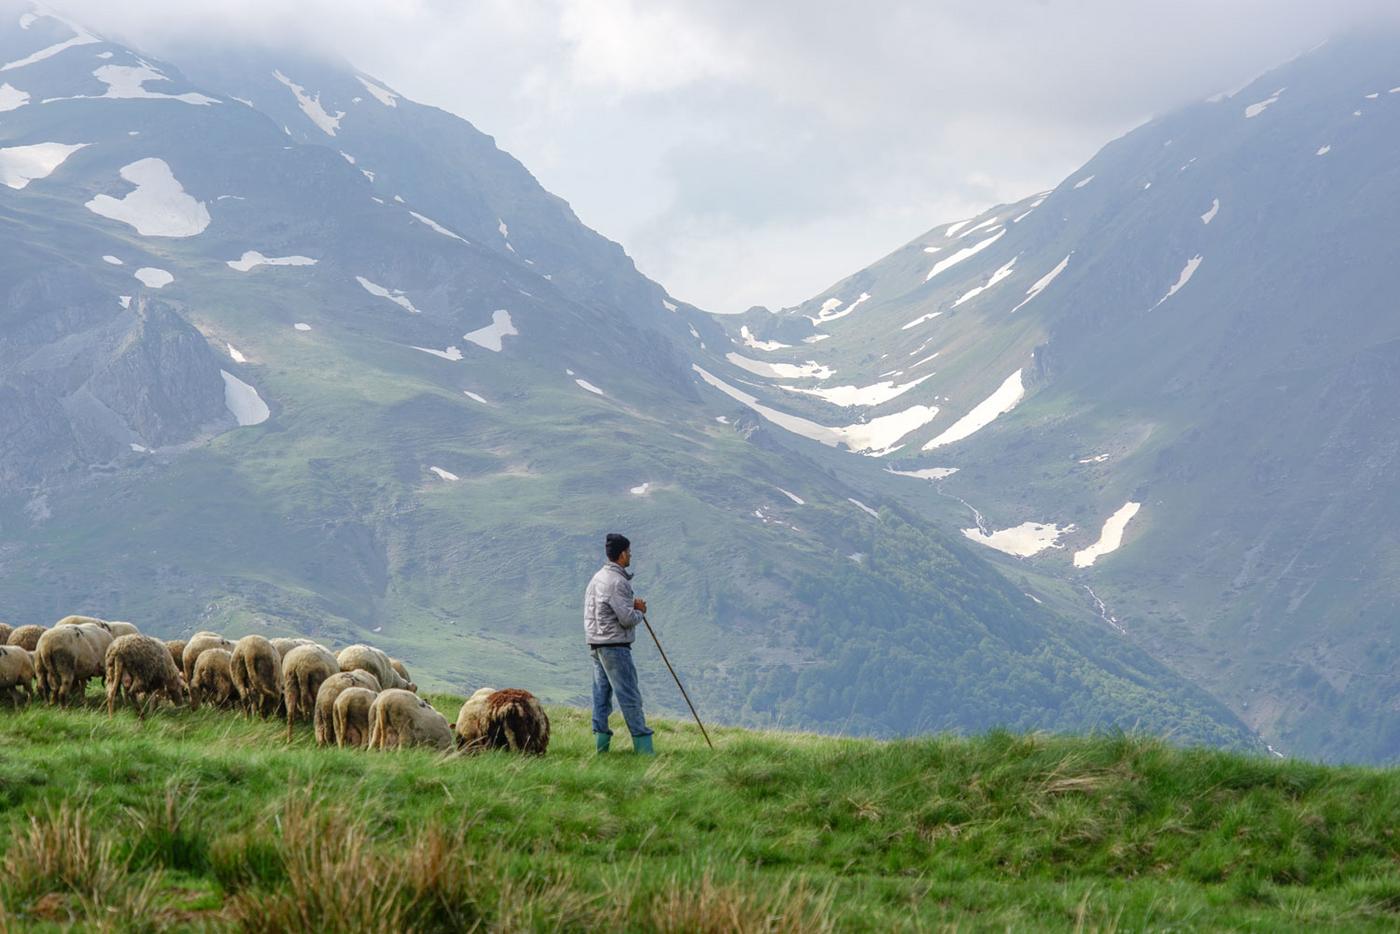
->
[0, 2, 1253, 748]
[724, 35, 1400, 762]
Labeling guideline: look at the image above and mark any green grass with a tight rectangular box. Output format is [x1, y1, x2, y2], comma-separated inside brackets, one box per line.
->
[1, 694, 1397, 931]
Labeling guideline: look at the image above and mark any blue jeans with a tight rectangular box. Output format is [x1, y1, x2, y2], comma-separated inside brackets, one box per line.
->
[591, 646, 652, 737]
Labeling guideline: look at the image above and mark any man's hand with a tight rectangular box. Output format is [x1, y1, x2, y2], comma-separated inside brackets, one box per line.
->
[634, 597, 647, 614]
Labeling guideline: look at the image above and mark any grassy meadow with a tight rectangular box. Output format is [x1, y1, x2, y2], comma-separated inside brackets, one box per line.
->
[0, 692, 1397, 931]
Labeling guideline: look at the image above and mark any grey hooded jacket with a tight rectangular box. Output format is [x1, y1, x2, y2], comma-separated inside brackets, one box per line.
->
[584, 562, 644, 646]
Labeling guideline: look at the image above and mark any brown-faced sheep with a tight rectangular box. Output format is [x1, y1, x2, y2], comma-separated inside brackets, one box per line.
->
[0, 623, 13, 645]
[337, 644, 416, 692]
[230, 635, 283, 719]
[283, 643, 339, 740]
[165, 640, 187, 671]
[455, 688, 550, 754]
[390, 657, 412, 686]
[34, 622, 113, 706]
[0, 645, 35, 706]
[182, 632, 234, 685]
[190, 648, 237, 710]
[333, 687, 378, 749]
[269, 637, 316, 660]
[7, 625, 44, 651]
[313, 670, 381, 746]
[105, 621, 140, 638]
[105, 634, 187, 718]
[367, 688, 453, 751]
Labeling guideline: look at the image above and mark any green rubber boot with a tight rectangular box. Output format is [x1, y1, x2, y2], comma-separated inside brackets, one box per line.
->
[594, 733, 611, 754]
[633, 733, 655, 756]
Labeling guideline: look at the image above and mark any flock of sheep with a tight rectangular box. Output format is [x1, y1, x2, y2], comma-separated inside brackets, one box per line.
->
[0, 617, 550, 755]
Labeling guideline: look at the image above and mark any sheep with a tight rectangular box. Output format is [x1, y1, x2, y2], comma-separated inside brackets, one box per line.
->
[313, 670, 381, 746]
[390, 658, 412, 687]
[189, 648, 237, 710]
[269, 637, 316, 660]
[283, 643, 339, 740]
[0, 645, 35, 706]
[0, 623, 13, 645]
[105, 634, 187, 718]
[230, 635, 283, 719]
[367, 688, 453, 751]
[105, 621, 140, 638]
[165, 640, 187, 671]
[182, 632, 234, 685]
[333, 687, 378, 749]
[7, 625, 45, 651]
[455, 688, 550, 754]
[337, 644, 416, 692]
[34, 622, 113, 706]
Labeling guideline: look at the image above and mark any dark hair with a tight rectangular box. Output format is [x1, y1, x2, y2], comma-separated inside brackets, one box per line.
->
[605, 533, 631, 562]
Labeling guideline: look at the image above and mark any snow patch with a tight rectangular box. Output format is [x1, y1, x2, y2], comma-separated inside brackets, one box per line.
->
[803, 333, 831, 344]
[726, 353, 834, 381]
[227, 344, 247, 364]
[412, 345, 463, 361]
[848, 498, 880, 519]
[355, 75, 398, 107]
[85, 158, 209, 237]
[1011, 254, 1071, 313]
[1079, 454, 1110, 464]
[662, 299, 678, 312]
[0, 82, 29, 111]
[1154, 255, 1203, 308]
[133, 267, 173, 289]
[777, 488, 804, 505]
[780, 373, 933, 407]
[1073, 502, 1142, 568]
[429, 467, 459, 482]
[1201, 198, 1220, 225]
[925, 230, 1005, 282]
[630, 482, 651, 496]
[1244, 88, 1284, 118]
[922, 369, 1024, 450]
[118, 296, 131, 308]
[809, 292, 870, 324]
[1072, 174, 1095, 189]
[738, 325, 790, 351]
[1316, 145, 1331, 156]
[463, 390, 488, 405]
[227, 251, 316, 272]
[220, 370, 269, 426]
[963, 522, 1070, 558]
[272, 69, 344, 136]
[1, 28, 99, 72]
[884, 466, 958, 481]
[944, 219, 972, 237]
[575, 378, 606, 396]
[101, 254, 123, 265]
[356, 276, 420, 314]
[294, 323, 312, 331]
[462, 309, 517, 352]
[900, 311, 942, 331]
[0, 141, 86, 189]
[410, 211, 468, 242]
[953, 257, 1017, 307]
[86, 63, 217, 105]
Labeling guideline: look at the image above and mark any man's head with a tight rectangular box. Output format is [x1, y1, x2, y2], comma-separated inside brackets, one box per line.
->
[606, 533, 631, 567]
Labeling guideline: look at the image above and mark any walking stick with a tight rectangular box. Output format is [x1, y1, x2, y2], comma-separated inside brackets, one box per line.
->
[642, 616, 715, 751]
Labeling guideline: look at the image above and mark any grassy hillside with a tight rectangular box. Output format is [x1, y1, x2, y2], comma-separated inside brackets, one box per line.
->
[1, 697, 1396, 931]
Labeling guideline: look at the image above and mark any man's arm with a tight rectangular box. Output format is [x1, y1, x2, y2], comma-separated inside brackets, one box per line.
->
[607, 577, 645, 630]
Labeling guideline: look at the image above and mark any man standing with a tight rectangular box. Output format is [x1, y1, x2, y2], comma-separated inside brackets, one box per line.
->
[584, 532, 655, 754]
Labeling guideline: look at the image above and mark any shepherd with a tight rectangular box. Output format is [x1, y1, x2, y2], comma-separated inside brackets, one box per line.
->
[584, 533, 655, 754]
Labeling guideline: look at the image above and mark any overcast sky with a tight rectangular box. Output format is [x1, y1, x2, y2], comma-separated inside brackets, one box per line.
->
[56, 0, 1400, 313]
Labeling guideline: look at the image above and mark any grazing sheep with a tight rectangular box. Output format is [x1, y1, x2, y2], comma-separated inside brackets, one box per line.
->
[105, 621, 140, 638]
[190, 648, 237, 710]
[333, 687, 378, 749]
[313, 670, 381, 746]
[182, 632, 234, 685]
[390, 658, 412, 686]
[7, 625, 44, 651]
[368, 688, 453, 751]
[230, 635, 283, 719]
[455, 688, 550, 754]
[338, 644, 416, 692]
[0, 645, 35, 706]
[34, 622, 113, 706]
[105, 634, 187, 717]
[165, 640, 187, 671]
[453, 687, 497, 750]
[0, 623, 13, 645]
[269, 637, 316, 660]
[283, 644, 339, 740]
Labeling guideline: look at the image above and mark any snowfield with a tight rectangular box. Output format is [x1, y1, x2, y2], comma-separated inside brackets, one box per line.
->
[575, 378, 606, 396]
[1, 28, 99, 72]
[1245, 88, 1284, 118]
[1201, 198, 1220, 225]
[428, 467, 459, 482]
[273, 69, 344, 136]
[726, 353, 834, 381]
[294, 323, 312, 331]
[777, 488, 805, 505]
[87, 64, 217, 105]
[962, 522, 1069, 557]
[356, 276, 420, 314]
[356, 75, 398, 106]
[410, 211, 468, 242]
[220, 370, 270, 426]
[922, 369, 1025, 450]
[780, 373, 933, 407]
[953, 258, 1017, 307]
[1154, 255, 1203, 308]
[1073, 502, 1142, 568]
[809, 292, 870, 324]
[884, 466, 958, 481]
[133, 267, 173, 289]
[738, 325, 790, 351]
[462, 309, 518, 352]
[412, 345, 463, 361]
[227, 251, 317, 272]
[848, 498, 880, 519]
[0, 142, 87, 189]
[925, 230, 1005, 282]
[901, 312, 942, 331]
[227, 344, 247, 364]
[1012, 254, 1071, 313]
[0, 82, 28, 111]
[85, 158, 210, 237]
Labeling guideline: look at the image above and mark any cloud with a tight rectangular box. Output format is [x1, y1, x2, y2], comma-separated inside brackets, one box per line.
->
[33, 0, 1400, 312]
